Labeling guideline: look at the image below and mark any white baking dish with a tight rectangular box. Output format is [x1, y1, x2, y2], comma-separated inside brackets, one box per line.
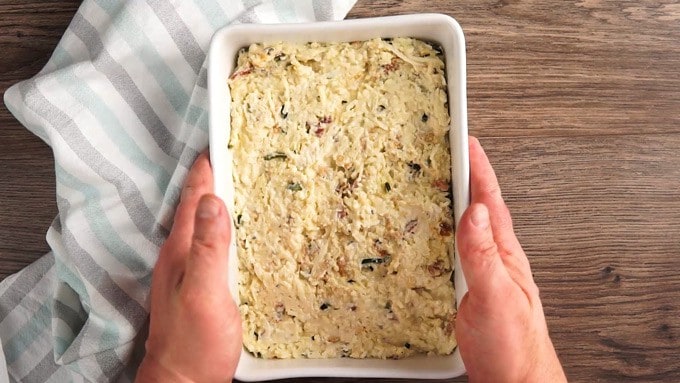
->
[208, 13, 470, 381]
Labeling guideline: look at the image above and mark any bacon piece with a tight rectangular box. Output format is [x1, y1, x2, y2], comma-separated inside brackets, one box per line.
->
[433, 179, 449, 192]
[382, 57, 400, 74]
[229, 67, 252, 79]
[428, 260, 445, 277]
[439, 222, 453, 236]
[405, 219, 418, 234]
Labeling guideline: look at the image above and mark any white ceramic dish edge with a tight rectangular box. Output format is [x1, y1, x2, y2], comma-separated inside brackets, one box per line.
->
[208, 13, 470, 381]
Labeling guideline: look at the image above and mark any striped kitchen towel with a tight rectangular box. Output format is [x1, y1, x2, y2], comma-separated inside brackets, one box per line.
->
[0, 1, 356, 381]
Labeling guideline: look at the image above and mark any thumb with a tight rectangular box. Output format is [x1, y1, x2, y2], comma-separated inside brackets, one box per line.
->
[456, 203, 511, 301]
[183, 194, 232, 293]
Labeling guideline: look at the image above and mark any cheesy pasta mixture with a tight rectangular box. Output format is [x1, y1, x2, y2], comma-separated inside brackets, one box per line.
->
[228, 38, 456, 359]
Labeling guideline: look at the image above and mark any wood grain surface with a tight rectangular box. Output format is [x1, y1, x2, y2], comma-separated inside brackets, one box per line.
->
[0, 0, 78, 278]
[1, 1, 679, 382]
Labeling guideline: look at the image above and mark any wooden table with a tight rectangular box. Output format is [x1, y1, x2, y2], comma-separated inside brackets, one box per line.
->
[1, 1, 679, 382]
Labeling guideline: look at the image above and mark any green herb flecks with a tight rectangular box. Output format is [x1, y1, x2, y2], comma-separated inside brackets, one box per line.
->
[287, 182, 302, 192]
[361, 256, 392, 271]
[264, 152, 287, 161]
[407, 162, 422, 174]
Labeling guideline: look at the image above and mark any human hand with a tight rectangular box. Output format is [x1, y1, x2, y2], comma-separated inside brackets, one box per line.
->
[136, 153, 242, 383]
[455, 137, 566, 383]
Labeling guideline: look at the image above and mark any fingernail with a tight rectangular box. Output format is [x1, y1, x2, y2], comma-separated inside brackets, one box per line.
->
[471, 204, 489, 229]
[197, 196, 220, 219]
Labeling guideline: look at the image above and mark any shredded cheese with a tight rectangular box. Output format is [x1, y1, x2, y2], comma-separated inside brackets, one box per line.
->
[228, 38, 456, 359]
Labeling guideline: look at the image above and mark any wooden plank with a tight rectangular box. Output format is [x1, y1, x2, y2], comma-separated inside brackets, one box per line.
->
[0, 1, 78, 279]
[0, 154, 56, 279]
[481, 133, 680, 382]
[348, 1, 680, 137]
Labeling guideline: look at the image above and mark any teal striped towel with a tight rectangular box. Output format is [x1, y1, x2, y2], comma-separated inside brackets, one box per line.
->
[0, 1, 356, 381]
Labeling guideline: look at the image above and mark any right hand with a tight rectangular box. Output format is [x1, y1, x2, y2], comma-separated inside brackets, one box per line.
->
[455, 137, 567, 383]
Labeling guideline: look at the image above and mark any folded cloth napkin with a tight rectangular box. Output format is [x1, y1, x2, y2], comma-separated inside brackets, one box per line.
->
[0, 1, 356, 381]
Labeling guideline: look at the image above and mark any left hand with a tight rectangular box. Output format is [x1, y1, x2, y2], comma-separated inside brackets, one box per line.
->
[136, 153, 242, 383]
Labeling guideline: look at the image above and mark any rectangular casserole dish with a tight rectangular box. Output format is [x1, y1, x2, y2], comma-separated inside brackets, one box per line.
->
[208, 13, 470, 381]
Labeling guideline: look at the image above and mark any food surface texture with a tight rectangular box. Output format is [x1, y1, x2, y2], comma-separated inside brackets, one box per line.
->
[228, 37, 456, 359]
